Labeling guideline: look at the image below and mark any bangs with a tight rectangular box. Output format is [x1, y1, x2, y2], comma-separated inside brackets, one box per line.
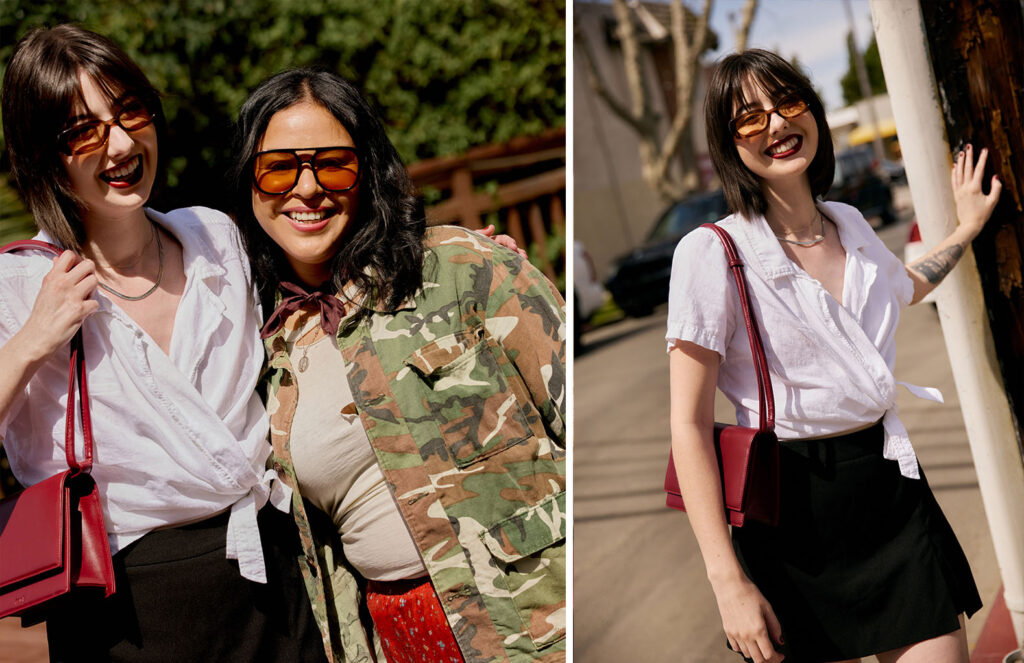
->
[703, 49, 835, 221]
[726, 66, 810, 115]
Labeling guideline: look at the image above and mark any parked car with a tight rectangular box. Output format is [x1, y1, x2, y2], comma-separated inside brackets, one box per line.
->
[879, 157, 906, 184]
[903, 217, 937, 304]
[573, 240, 607, 351]
[828, 145, 897, 226]
[605, 189, 729, 317]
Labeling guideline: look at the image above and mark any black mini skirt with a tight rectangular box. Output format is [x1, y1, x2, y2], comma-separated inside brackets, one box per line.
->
[732, 421, 981, 663]
[45, 507, 328, 663]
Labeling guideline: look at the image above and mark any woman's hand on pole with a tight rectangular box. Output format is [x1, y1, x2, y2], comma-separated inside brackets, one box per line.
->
[906, 144, 1002, 303]
[952, 144, 1001, 236]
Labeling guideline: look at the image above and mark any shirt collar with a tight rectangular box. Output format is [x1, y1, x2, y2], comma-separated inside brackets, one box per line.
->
[144, 207, 226, 283]
[723, 200, 870, 282]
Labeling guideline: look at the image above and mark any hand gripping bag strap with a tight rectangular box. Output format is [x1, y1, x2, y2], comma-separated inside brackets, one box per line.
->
[0, 240, 113, 623]
[698, 224, 774, 432]
[0, 240, 93, 472]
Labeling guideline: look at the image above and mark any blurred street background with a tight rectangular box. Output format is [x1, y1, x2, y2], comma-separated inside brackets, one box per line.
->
[573, 0, 1023, 658]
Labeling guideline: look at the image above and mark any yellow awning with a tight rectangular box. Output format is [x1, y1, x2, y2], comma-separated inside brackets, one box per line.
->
[847, 119, 898, 146]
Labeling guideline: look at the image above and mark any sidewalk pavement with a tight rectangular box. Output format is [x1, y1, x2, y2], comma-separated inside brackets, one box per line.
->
[972, 587, 1021, 663]
[575, 295, 1013, 662]
[0, 603, 1017, 662]
[0, 619, 46, 663]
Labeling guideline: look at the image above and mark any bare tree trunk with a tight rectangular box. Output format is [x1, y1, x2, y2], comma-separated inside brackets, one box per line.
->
[734, 0, 758, 52]
[578, 0, 759, 203]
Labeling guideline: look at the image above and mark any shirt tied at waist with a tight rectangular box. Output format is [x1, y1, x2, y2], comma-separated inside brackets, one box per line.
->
[882, 381, 944, 480]
[225, 467, 293, 583]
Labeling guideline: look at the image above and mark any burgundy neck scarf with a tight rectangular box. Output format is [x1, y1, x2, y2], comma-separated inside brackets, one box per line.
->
[260, 281, 347, 339]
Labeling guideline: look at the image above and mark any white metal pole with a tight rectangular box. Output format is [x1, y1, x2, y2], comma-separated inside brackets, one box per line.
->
[870, 0, 1024, 646]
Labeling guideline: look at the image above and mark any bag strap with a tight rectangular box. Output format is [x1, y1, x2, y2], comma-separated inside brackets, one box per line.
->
[699, 223, 775, 433]
[0, 239, 94, 473]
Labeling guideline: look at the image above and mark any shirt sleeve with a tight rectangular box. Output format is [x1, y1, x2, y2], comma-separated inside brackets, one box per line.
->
[0, 257, 39, 439]
[485, 247, 567, 447]
[836, 202, 915, 307]
[665, 227, 738, 357]
[890, 253, 915, 307]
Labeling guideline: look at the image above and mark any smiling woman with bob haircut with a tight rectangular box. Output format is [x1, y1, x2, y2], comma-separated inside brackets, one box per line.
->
[0, 25, 329, 660]
[667, 49, 1000, 663]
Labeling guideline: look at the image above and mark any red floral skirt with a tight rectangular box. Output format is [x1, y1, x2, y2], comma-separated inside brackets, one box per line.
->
[366, 576, 465, 663]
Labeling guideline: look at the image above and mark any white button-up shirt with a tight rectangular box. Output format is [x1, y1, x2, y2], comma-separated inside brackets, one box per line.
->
[666, 201, 940, 479]
[0, 207, 289, 582]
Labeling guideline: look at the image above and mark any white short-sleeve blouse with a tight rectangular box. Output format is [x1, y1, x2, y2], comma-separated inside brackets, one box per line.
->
[666, 201, 939, 479]
[0, 207, 289, 582]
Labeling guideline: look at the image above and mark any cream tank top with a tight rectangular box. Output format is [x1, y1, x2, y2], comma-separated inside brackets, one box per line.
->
[286, 322, 426, 581]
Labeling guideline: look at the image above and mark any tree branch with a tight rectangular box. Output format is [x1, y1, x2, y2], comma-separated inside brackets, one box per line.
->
[734, 0, 758, 53]
[613, 0, 657, 129]
[652, 0, 711, 186]
[575, 24, 646, 132]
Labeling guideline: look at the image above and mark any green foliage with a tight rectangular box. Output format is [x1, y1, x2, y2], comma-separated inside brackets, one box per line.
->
[525, 214, 565, 293]
[0, 176, 35, 243]
[840, 33, 887, 106]
[0, 0, 565, 212]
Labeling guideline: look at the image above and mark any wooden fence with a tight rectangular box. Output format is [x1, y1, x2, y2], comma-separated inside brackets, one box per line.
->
[408, 127, 566, 285]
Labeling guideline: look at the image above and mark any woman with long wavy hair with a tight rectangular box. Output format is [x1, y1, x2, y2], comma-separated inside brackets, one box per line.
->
[227, 68, 567, 663]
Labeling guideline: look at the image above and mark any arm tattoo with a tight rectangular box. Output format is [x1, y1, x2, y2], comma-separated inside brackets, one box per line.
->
[909, 243, 966, 285]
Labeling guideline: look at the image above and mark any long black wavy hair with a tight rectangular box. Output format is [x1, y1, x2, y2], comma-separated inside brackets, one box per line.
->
[228, 68, 425, 319]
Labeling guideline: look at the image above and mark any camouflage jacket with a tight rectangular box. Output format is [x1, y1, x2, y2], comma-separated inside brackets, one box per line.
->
[262, 226, 567, 663]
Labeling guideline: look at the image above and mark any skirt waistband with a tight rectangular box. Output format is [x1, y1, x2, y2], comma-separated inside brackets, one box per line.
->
[781, 420, 884, 463]
[365, 575, 432, 596]
[117, 507, 296, 567]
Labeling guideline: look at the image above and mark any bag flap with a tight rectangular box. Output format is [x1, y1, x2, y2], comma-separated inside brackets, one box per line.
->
[717, 426, 759, 513]
[0, 472, 70, 589]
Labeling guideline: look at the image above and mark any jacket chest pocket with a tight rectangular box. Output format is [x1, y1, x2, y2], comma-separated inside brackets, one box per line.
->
[403, 327, 539, 468]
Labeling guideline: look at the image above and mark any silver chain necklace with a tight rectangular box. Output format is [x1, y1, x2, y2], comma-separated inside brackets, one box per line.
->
[775, 209, 826, 247]
[96, 222, 165, 301]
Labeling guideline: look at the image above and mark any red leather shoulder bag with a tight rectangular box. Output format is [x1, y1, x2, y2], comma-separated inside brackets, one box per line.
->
[0, 240, 116, 625]
[663, 224, 780, 527]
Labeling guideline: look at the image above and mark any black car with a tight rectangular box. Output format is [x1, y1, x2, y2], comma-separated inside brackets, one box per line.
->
[828, 146, 897, 225]
[605, 189, 728, 317]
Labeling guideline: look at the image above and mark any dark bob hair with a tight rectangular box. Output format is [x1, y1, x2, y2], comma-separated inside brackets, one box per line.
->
[1, 25, 167, 251]
[705, 49, 835, 220]
[228, 68, 425, 317]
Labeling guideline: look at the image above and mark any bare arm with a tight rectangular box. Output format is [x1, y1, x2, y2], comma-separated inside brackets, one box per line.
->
[906, 144, 1002, 304]
[0, 252, 98, 433]
[669, 341, 784, 663]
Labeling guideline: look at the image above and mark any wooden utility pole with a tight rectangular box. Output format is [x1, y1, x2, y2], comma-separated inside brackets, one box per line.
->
[870, 0, 1024, 646]
[922, 0, 1024, 455]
